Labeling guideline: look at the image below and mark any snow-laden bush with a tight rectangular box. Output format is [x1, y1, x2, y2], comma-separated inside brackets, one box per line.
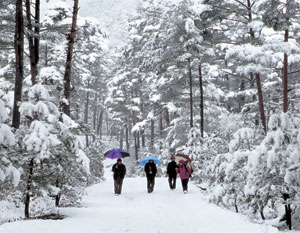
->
[0, 200, 23, 224]
[16, 84, 91, 217]
[199, 112, 300, 229]
[0, 89, 20, 188]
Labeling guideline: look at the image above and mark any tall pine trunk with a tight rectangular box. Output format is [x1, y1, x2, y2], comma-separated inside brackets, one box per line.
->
[283, 29, 289, 113]
[25, 159, 34, 218]
[25, 0, 39, 86]
[198, 65, 204, 138]
[255, 73, 267, 133]
[134, 131, 138, 161]
[150, 119, 154, 148]
[247, 0, 267, 133]
[159, 114, 163, 138]
[120, 128, 124, 148]
[165, 109, 170, 127]
[125, 123, 129, 151]
[188, 58, 193, 128]
[62, 0, 79, 116]
[34, 0, 40, 67]
[84, 82, 90, 147]
[12, 0, 24, 129]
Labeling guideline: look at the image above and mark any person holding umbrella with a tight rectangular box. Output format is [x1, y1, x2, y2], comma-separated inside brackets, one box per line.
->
[112, 158, 126, 195]
[166, 156, 178, 190]
[177, 160, 192, 194]
[145, 159, 157, 193]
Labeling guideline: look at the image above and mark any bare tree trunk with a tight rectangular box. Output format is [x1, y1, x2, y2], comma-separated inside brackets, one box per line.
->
[12, 0, 24, 129]
[62, 0, 79, 116]
[125, 123, 129, 151]
[137, 131, 140, 149]
[165, 109, 170, 127]
[55, 179, 61, 207]
[34, 0, 40, 66]
[93, 106, 97, 131]
[134, 131, 138, 161]
[255, 73, 267, 133]
[84, 83, 90, 124]
[84, 82, 90, 147]
[160, 114, 163, 138]
[283, 29, 289, 113]
[151, 119, 154, 148]
[141, 129, 145, 147]
[188, 58, 193, 128]
[93, 95, 98, 131]
[239, 78, 245, 111]
[199, 65, 204, 138]
[97, 110, 103, 139]
[120, 127, 124, 149]
[25, 159, 34, 218]
[25, 0, 39, 86]
[44, 43, 48, 66]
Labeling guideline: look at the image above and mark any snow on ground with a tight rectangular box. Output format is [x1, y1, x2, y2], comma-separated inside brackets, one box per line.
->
[0, 160, 291, 233]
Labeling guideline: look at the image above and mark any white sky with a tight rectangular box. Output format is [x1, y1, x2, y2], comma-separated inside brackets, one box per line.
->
[41, 0, 142, 48]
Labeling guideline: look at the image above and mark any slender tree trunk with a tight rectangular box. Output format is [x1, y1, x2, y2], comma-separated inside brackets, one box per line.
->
[199, 65, 204, 138]
[160, 114, 163, 138]
[45, 43, 48, 66]
[55, 179, 61, 207]
[134, 131, 138, 161]
[12, 0, 24, 129]
[150, 119, 154, 148]
[25, 159, 34, 218]
[120, 128, 124, 149]
[260, 209, 265, 220]
[62, 0, 79, 116]
[84, 82, 90, 147]
[84, 84, 90, 124]
[137, 131, 140, 149]
[283, 29, 289, 113]
[165, 109, 170, 127]
[106, 112, 109, 136]
[125, 123, 129, 151]
[97, 110, 103, 139]
[93, 106, 97, 131]
[141, 129, 145, 148]
[34, 0, 40, 66]
[239, 78, 245, 111]
[246, 1, 267, 130]
[93, 95, 98, 131]
[25, 0, 39, 86]
[188, 58, 193, 128]
[255, 73, 267, 133]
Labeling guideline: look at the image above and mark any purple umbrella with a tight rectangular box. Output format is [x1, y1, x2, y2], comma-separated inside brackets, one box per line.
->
[104, 149, 130, 159]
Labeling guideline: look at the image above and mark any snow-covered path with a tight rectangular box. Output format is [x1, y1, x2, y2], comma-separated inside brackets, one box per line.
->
[0, 161, 281, 233]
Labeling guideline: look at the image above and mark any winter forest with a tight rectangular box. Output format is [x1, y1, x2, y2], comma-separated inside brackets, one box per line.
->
[1, 0, 300, 232]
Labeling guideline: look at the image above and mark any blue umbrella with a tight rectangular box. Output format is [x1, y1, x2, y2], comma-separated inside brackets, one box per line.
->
[105, 149, 130, 159]
[139, 156, 160, 166]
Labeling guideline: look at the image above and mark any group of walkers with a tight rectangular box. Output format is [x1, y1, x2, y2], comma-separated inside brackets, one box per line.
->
[111, 156, 192, 195]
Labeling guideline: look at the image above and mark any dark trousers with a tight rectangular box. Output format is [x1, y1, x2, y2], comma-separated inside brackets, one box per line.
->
[181, 179, 189, 191]
[114, 178, 124, 194]
[168, 175, 177, 189]
[147, 176, 155, 193]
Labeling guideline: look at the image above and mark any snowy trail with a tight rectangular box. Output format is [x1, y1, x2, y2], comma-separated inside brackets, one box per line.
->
[0, 161, 281, 233]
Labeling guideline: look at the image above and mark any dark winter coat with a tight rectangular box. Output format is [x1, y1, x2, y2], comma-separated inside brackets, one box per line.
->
[144, 162, 157, 179]
[112, 163, 126, 180]
[167, 161, 178, 177]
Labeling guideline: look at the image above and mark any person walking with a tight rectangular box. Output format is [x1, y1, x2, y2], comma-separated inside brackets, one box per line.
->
[145, 159, 157, 193]
[166, 156, 178, 190]
[177, 160, 192, 194]
[112, 158, 126, 195]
